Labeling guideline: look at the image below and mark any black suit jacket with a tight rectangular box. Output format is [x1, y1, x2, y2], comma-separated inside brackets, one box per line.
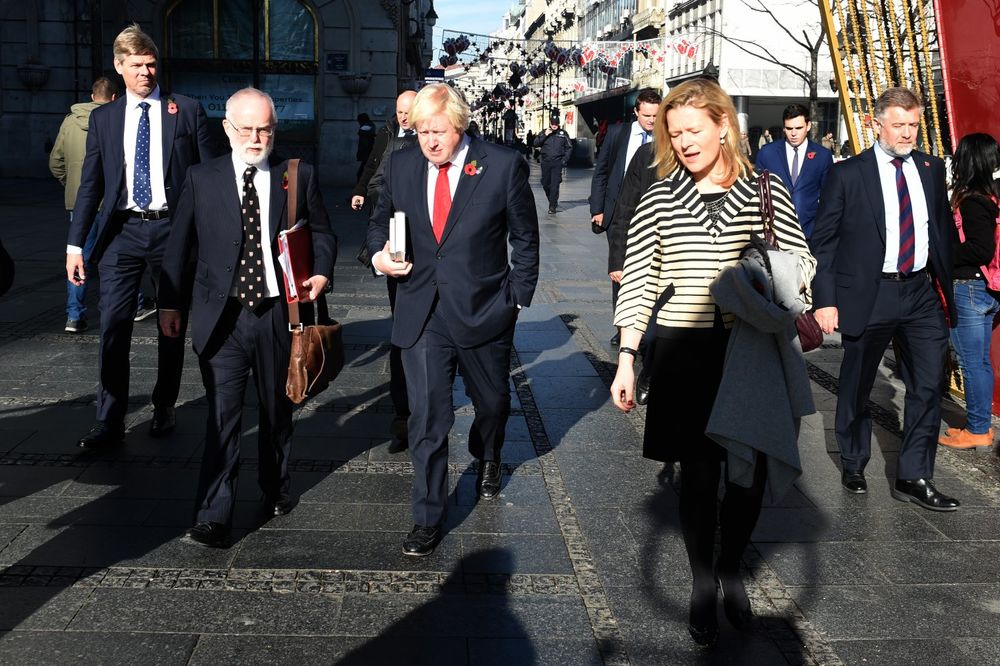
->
[589, 123, 631, 230]
[607, 142, 658, 273]
[367, 138, 540, 349]
[158, 154, 337, 354]
[811, 147, 955, 336]
[68, 91, 215, 260]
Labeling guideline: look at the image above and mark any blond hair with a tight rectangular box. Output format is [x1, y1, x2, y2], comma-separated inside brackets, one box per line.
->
[113, 23, 158, 62]
[652, 78, 751, 187]
[409, 84, 470, 132]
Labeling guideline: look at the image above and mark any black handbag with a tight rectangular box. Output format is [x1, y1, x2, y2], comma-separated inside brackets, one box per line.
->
[757, 171, 823, 352]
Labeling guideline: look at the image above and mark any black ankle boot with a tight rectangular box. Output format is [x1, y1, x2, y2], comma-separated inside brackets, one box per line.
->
[688, 582, 718, 647]
[716, 572, 753, 630]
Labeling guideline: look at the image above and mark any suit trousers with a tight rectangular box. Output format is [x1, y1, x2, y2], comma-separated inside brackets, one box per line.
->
[835, 274, 948, 480]
[195, 298, 293, 526]
[401, 300, 514, 527]
[386, 278, 409, 419]
[96, 213, 187, 425]
[540, 161, 563, 207]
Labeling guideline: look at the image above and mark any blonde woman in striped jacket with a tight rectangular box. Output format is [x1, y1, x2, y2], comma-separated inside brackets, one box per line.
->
[609, 79, 816, 647]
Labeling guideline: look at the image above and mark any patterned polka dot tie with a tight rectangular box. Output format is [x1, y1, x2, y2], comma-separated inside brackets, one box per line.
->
[133, 101, 152, 209]
[238, 166, 265, 311]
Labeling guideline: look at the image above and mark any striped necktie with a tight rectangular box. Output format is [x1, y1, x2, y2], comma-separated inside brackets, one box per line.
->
[892, 157, 915, 274]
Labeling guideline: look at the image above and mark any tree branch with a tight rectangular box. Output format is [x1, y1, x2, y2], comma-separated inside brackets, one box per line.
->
[742, 0, 815, 51]
[706, 30, 810, 82]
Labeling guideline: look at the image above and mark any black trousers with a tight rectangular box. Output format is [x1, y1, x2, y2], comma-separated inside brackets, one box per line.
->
[401, 302, 514, 527]
[386, 278, 409, 419]
[540, 161, 563, 207]
[195, 298, 293, 526]
[836, 275, 948, 479]
[96, 213, 187, 425]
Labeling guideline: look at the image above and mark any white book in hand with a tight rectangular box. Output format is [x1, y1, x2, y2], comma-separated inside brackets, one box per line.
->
[389, 211, 406, 262]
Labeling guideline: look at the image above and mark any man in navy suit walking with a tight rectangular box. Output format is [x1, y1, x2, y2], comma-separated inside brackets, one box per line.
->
[590, 88, 661, 346]
[812, 87, 959, 511]
[755, 103, 833, 241]
[158, 88, 336, 547]
[66, 24, 215, 449]
[368, 83, 540, 556]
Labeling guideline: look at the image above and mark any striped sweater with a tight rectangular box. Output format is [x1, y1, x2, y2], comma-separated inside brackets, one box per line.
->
[614, 168, 816, 332]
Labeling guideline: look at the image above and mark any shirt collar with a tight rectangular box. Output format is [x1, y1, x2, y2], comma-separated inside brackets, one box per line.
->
[632, 121, 650, 137]
[126, 85, 160, 109]
[873, 140, 908, 164]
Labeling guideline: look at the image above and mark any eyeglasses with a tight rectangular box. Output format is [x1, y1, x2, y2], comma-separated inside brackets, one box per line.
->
[226, 119, 275, 138]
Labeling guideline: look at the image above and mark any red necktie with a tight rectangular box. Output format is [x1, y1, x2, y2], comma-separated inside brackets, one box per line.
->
[892, 157, 915, 274]
[432, 162, 452, 243]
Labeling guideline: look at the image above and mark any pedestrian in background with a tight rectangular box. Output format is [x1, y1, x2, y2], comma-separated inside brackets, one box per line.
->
[939, 133, 1000, 450]
[533, 117, 572, 214]
[757, 128, 772, 150]
[49, 76, 116, 333]
[610, 78, 815, 647]
[351, 90, 418, 454]
[67, 23, 216, 449]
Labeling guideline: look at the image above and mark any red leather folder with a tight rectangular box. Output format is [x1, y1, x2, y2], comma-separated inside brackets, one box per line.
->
[277, 222, 313, 304]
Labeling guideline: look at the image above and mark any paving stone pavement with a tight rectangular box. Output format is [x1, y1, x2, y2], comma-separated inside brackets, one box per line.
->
[2, 165, 1000, 665]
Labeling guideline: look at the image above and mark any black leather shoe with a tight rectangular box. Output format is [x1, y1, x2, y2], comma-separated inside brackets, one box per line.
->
[183, 522, 230, 548]
[272, 496, 296, 517]
[149, 406, 176, 437]
[635, 366, 651, 405]
[477, 461, 502, 500]
[892, 478, 960, 512]
[717, 573, 753, 630]
[688, 585, 718, 647]
[78, 422, 125, 449]
[388, 435, 409, 454]
[841, 469, 867, 494]
[547, 206, 557, 214]
[402, 524, 441, 556]
[610, 330, 621, 347]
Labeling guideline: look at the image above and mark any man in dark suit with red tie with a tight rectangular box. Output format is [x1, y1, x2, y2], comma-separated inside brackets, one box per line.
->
[812, 87, 959, 511]
[66, 24, 215, 448]
[368, 83, 540, 556]
[158, 88, 336, 547]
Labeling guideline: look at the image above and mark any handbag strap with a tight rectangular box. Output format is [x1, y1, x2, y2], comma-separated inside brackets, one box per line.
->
[757, 169, 778, 249]
[284, 159, 302, 328]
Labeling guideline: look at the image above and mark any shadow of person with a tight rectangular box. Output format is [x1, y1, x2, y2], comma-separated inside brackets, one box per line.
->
[337, 548, 537, 665]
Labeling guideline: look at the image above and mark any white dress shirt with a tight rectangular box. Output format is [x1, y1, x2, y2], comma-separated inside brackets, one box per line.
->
[122, 86, 168, 212]
[624, 121, 652, 175]
[425, 135, 471, 222]
[230, 153, 280, 298]
[874, 141, 929, 272]
[785, 141, 803, 183]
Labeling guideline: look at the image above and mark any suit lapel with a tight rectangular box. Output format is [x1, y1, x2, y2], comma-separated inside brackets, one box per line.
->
[859, 148, 887, 244]
[269, 158, 289, 242]
[214, 158, 243, 241]
[108, 97, 128, 199]
[774, 141, 794, 191]
[913, 151, 940, 252]
[160, 92, 177, 175]
[437, 138, 486, 247]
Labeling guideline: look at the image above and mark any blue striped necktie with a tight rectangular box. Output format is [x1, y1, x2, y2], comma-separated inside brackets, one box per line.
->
[892, 157, 915, 274]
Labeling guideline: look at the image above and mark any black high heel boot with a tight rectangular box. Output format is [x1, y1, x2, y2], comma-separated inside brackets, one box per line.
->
[716, 572, 753, 630]
[687, 582, 718, 647]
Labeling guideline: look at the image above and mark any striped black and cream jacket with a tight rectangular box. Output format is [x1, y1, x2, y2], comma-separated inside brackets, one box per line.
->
[613, 167, 816, 332]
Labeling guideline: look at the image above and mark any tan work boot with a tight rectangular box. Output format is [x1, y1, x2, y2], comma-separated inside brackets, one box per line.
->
[939, 428, 994, 449]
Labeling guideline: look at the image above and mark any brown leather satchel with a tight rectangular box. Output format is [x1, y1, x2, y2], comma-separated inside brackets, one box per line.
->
[283, 159, 345, 404]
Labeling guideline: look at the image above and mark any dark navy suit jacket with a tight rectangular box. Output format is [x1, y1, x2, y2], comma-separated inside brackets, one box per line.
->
[755, 138, 833, 238]
[158, 154, 337, 355]
[68, 91, 215, 260]
[810, 147, 955, 336]
[589, 123, 630, 231]
[367, 137, 539, 349]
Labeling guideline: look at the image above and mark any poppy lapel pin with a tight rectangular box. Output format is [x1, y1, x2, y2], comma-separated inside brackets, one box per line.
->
[464, 160, 483, 176]
[924, 160, 931, 167]
[166, 97, 178, 115]
[806, 151, 816, 159]
[282, 170, 289, 190]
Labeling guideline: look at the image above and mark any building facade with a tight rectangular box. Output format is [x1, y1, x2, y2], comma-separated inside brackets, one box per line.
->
[0, 0, 435, 184]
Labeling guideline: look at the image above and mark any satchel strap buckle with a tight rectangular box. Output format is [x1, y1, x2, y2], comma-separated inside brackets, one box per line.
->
[288, 323, 304, 332]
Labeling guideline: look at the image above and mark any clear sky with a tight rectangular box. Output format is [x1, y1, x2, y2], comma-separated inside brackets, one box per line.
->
[431, 0, 512, 45]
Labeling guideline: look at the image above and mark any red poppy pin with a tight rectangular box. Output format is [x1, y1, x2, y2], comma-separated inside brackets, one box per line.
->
[166, 97, 178, 115]
[464, 160, 483, 176]
[806, 151, 816, 159]
[924, 160, 930, 167]
[281, 170, 289, 190]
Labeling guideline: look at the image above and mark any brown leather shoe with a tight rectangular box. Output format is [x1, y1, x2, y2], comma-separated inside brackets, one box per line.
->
[939, 428, 993, 449]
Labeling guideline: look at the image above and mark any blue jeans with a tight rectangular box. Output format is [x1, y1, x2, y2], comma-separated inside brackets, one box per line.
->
[66, 213, 99, 320]
[949, 279, 1000, 434]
